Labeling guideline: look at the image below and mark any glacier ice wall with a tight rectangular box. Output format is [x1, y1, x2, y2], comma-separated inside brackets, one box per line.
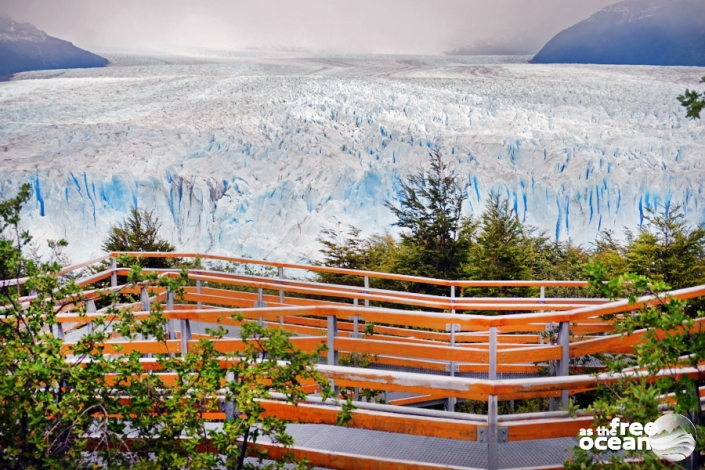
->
[0, 54, 704, 263]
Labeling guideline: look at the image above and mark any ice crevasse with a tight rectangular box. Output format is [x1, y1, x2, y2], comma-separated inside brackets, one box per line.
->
[0, 57, 704, 263]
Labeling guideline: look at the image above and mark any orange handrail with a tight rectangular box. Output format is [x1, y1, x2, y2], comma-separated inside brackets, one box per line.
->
[108, 251, 591, 288]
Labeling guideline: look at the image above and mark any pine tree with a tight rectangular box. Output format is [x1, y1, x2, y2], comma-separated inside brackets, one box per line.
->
[531, 238, 593, 298]
[465, 192, 533, 297]
[385, 150, 473, 285]
[102, 208, 176, 268]
[590, 230, 629, 277]
[625, 205, 705, 290]
[678, 76, 705, 119]
[316, 225, 404, 291]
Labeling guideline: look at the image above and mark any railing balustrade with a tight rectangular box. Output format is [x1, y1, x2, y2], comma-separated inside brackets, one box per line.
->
[5, 251, 705, 470]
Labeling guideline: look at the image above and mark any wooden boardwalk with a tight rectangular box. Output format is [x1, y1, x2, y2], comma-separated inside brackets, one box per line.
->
[10, 252, 705, 470]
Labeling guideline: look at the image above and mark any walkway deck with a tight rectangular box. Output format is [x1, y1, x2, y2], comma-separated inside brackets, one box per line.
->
[283, 424, 577, 469]
[9, 252, 705, 469]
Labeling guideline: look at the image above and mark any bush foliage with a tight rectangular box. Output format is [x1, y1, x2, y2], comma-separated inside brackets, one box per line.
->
[0, 185, 343, 469]
[317, 152, 705, 467]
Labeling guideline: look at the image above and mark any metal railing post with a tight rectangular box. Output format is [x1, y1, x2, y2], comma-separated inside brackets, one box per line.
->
[489, 326, 497, 380]
[447, 323, 459, 412]
[110, 258, 117, 288]
[558, 321, 570, 409]
[166, 290, 176, 340]
[327, 315, 338, 366]
[255, 287, 266, 326]
[364, 276, 370, 308]
[685, 381, 703, 469]
[224, 371, 236, 420]
[353, 301, 361, 400]
[55, 322, 64, 340]
[140, 286, 150, 312]
[180, 317, 192, 356]
[352, 315, 360, 339]
[327, 314, 338, 392]
[450, 285, 456, 314]
[488, 394, 499, 470]
[140, 287, 151, 356]
[278, 266, 285, 324]
[86, 298, 96, 334]
[540, 285, 545, 313]
[487, 325, 498, 469]
[196, 279, 202, 310]
[278, 266, 284, 303]
[548, 322, 557, 411]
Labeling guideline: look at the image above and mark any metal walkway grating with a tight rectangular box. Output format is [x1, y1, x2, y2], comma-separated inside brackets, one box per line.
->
[283, 424, 578, 469]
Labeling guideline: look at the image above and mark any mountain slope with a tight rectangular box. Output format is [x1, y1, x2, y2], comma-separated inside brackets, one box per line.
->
[533, 0, 705, 66]
[0, 13, 108, 77]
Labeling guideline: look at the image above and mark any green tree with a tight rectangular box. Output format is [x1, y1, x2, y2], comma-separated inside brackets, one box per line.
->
[464, 192, 534, 298]
[531, 239, 593, 298]
[590, 230, 629, 279]
[625, 206, 705, 292]
[317, 226, 377, 285]
[385, 150, 474, 287]
[0, 188, 343, 469]
[588, 205, 705, 308]
[316, 226, 404, 291]
[0, 183, 32, 284]
[102, 207, 176, 268]
[678, 76, 705, 119]
[566, 263, 705, 469]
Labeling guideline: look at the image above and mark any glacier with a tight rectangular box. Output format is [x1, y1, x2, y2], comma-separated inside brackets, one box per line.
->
[0, 52, 704, 264]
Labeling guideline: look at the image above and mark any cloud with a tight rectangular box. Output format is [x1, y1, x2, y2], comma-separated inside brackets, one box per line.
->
[0, 0, 617, 55]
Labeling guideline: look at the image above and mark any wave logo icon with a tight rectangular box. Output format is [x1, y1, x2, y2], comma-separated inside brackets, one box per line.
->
[649, 414, 697, 462]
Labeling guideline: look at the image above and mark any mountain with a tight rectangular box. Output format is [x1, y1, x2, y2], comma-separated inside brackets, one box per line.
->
[444, 39, 536, 56]
[532, 0, 705, 66]
[0, 13, 108, 78]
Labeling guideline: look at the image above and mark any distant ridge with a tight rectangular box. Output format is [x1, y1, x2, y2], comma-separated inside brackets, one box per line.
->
[444, 39, 536, 56]
[0, 13, 108, 78]
[532, 0, 705, 66]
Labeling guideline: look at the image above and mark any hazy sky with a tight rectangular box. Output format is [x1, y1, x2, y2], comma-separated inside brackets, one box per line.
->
[0, 0, 617, 55]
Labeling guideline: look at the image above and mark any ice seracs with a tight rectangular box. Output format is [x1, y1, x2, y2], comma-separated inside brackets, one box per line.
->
[0, 54, 703, 263]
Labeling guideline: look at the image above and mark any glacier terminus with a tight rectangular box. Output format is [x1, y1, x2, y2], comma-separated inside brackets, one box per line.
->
[0, 53, 704, 263]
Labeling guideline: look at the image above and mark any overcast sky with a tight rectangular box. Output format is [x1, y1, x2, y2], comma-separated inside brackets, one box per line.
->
[0, 0, 617, 55]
